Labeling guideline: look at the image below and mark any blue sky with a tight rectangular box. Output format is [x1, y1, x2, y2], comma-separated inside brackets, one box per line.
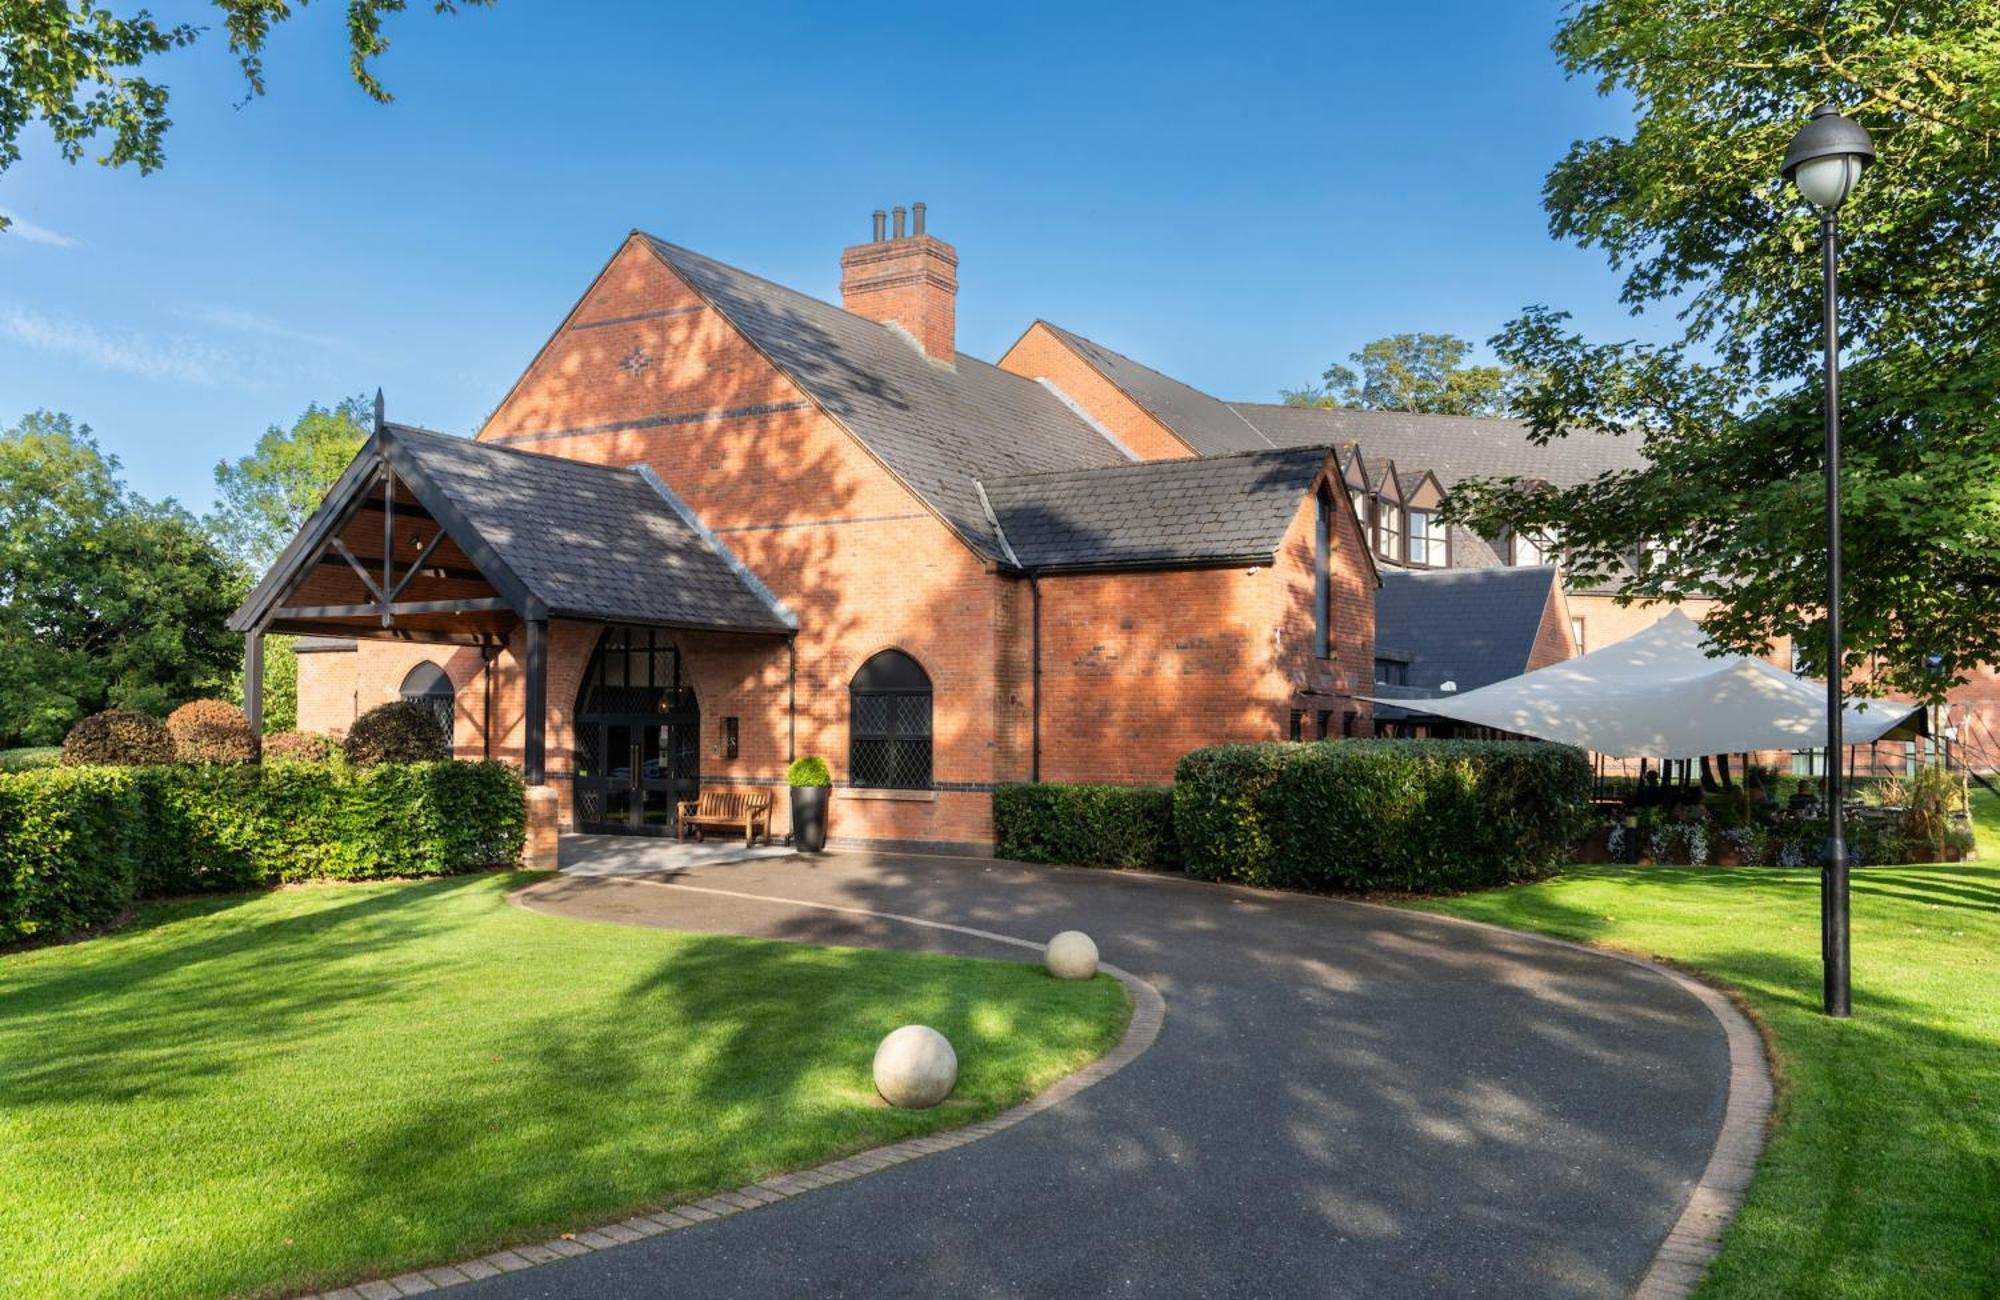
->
[0, 0, 1649, 513]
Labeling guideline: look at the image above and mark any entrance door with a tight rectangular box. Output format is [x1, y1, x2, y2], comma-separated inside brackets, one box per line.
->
[571, 627, 701, 836]
[576, 716, 700, 835]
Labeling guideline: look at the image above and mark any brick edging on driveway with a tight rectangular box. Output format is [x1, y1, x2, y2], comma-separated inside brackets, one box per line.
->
[296, 880, 1166, 1300]
[1365, 902, 1774, 1300]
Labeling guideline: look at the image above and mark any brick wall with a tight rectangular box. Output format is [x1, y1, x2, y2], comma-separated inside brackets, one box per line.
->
[997, 322, 1198, 462]
[294, 647, 359, 734]
[1527, 580, 1579, 671]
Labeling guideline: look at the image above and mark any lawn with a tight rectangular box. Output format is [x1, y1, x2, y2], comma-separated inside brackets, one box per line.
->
[1412, 790, 2000, 1299]
[0, 872, 1130, 1299]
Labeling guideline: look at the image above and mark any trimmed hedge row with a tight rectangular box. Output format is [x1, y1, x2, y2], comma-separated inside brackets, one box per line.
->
[1174, 740, 1593, 892]
[0, 761, 526, 944]
[993, 783, 1177, 868]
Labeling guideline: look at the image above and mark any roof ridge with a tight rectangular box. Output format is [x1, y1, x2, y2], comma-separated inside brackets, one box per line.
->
[979, 443, 1327, 486]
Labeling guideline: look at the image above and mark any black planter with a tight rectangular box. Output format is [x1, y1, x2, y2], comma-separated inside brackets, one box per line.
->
[790, 785, 829, 853]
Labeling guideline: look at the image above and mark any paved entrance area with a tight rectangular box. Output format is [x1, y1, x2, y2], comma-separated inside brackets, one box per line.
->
[555, 833, 794, 876]
[470, 847, 1733, 1298]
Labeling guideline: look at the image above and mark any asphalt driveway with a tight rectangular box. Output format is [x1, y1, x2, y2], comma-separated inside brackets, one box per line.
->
[461, 840, 1729, 1299]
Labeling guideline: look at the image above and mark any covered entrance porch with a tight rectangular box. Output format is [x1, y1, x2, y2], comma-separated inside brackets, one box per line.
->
[228, 403, 800, 848]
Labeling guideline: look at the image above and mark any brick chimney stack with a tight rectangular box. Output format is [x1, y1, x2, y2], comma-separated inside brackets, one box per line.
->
[839, 201, 958, 363]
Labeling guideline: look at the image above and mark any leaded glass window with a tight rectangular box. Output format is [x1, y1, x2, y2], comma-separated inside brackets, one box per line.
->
[849, 650, 933, 789]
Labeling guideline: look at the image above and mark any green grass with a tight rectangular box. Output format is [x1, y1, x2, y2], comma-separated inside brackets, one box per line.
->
[1411, 790, 2000, 1298]
[0, 873, 1129, 1298]
[0, 746, 60, 772]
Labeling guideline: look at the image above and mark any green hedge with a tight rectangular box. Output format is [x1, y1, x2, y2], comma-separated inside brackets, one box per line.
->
[1174, 740, 1593, 893]
[0, 767, 145, 943]
[994, 783, 1177, 868]
[0, 761, 526, 944]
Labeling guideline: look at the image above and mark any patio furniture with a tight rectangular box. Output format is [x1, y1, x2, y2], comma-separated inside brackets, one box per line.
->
[677, 789, 773, 846]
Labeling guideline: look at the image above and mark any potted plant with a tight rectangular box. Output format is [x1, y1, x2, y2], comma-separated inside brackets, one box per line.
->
[787, 756, 832, 853]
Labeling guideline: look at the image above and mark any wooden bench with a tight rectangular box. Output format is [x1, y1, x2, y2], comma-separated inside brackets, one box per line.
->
[677, 789, 773, 846]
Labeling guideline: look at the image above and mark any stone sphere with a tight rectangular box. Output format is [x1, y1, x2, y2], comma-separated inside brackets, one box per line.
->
[1044, 930, 1100, 980]
[873, 1025, 958, 1109]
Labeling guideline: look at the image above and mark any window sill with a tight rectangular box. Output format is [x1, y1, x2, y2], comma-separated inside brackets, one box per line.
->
[843, 787, 938, 803]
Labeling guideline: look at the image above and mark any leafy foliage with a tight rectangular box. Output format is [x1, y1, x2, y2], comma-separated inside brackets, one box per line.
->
[165, 700, 255, 764]
[0, 760, 525, 942]
[206, 397, 371, 569]
[1901, 763, 1969, 860]
[785, 755, 831, 787]
[1173, 740, 1593, 892]
[60, 710, 174, 767]
[343, 700, 448, 767]
[0, 412, 245, 745]
[0, 747, 59, 773]
[1283, 333, 1516, 416]
[0, 766, 142, 941]
[0, 2, 493, 231]
[994, 783, 1177, 869]
[260, 730, 336, 763]
[1444, 1, 2000, 702]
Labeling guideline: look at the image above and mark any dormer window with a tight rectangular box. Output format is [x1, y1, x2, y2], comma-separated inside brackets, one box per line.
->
[1377, 500, 1403, 563]
[1407, 509, 1447, 567]
[1511, 530, 1554, 566]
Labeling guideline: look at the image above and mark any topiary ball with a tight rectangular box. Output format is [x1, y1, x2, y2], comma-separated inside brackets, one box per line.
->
[872, 1025, 957, 1109]
[262, 730, 336, 763]
[61, 710, 175, 767]
[786, 755, 832, 787]
[344, 700, 449, 767]
[166, 699, 256, 763]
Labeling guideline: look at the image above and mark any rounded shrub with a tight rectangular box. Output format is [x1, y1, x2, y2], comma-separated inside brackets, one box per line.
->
[60, 710, 175, 767]
[166, 700, 257, 764]
[262, 730, 336, 764]
[343, 701, 449, 767]
[786, 755, 832, 787]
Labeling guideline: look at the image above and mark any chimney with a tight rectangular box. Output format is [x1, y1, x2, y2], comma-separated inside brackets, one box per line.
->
[840, 201, 958, 363]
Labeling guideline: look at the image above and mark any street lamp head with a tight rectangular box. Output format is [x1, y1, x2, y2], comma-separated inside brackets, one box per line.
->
[1782, 103, 1876, 211]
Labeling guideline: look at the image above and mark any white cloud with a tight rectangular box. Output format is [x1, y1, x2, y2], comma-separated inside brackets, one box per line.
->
[0, 306, 247, 387]
[175, 303, 337, 349]
[0, 209, 79, 249]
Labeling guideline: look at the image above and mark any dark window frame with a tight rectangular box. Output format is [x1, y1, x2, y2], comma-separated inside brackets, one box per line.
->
[1313, 485, 1333, 658]
[1374, 658, 1410, 687]
[399, 662, 455, 746]
[849, 649, 934, 790]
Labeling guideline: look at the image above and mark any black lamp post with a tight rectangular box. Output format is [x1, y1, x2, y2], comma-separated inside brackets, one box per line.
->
[1782, 103, 1875, 1019]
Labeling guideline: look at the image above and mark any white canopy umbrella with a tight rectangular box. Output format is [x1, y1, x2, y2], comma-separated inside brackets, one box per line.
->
[1364, 609, 1924, 759]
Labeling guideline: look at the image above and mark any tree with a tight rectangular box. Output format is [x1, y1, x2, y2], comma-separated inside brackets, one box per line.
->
[1282, 333, 1516, 416]
[207, 395, 371, 569]
[1444, 1, 2000, 703]
[0, 0, 491, 233]
[0, 412, 245, 745]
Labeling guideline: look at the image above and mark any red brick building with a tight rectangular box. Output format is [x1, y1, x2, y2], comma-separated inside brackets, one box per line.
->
[238, 211, 1379, 852]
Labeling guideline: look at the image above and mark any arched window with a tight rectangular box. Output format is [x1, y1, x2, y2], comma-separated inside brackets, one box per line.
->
[399, 662, 455, 746]
[849, 650, 932, 789]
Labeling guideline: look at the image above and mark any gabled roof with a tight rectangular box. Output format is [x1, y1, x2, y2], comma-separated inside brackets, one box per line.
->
[386, 425, 795, 632]
[980, 445, 1334, 572]
[642, 238, 1128, 562]
[1030, 323, 1278, 457]
[1230, 403, 1644, 489]
[232, 423, 794, 638]
[1372, 565, 1561, 694]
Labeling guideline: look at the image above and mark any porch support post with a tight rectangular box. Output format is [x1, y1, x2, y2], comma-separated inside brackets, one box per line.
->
[524, 618, 548, 785]
[244, 628, 265, 756]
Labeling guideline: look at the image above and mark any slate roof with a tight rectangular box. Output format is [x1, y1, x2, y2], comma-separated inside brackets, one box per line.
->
[387, 424, 794, 633]
[981, 446, 1333, 571]
[1230, 403, 1644, 490]
[1032, 323, 1278, 457]
[1032, 325, 1643, 493]
[1373, 565, 1560, 695]
[644, 239, 1129, 561]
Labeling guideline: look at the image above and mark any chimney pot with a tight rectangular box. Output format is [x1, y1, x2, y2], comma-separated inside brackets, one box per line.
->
[872, 209, 886, 242]
[839, 207, 958, 363]
[912, 201, 926, 236]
